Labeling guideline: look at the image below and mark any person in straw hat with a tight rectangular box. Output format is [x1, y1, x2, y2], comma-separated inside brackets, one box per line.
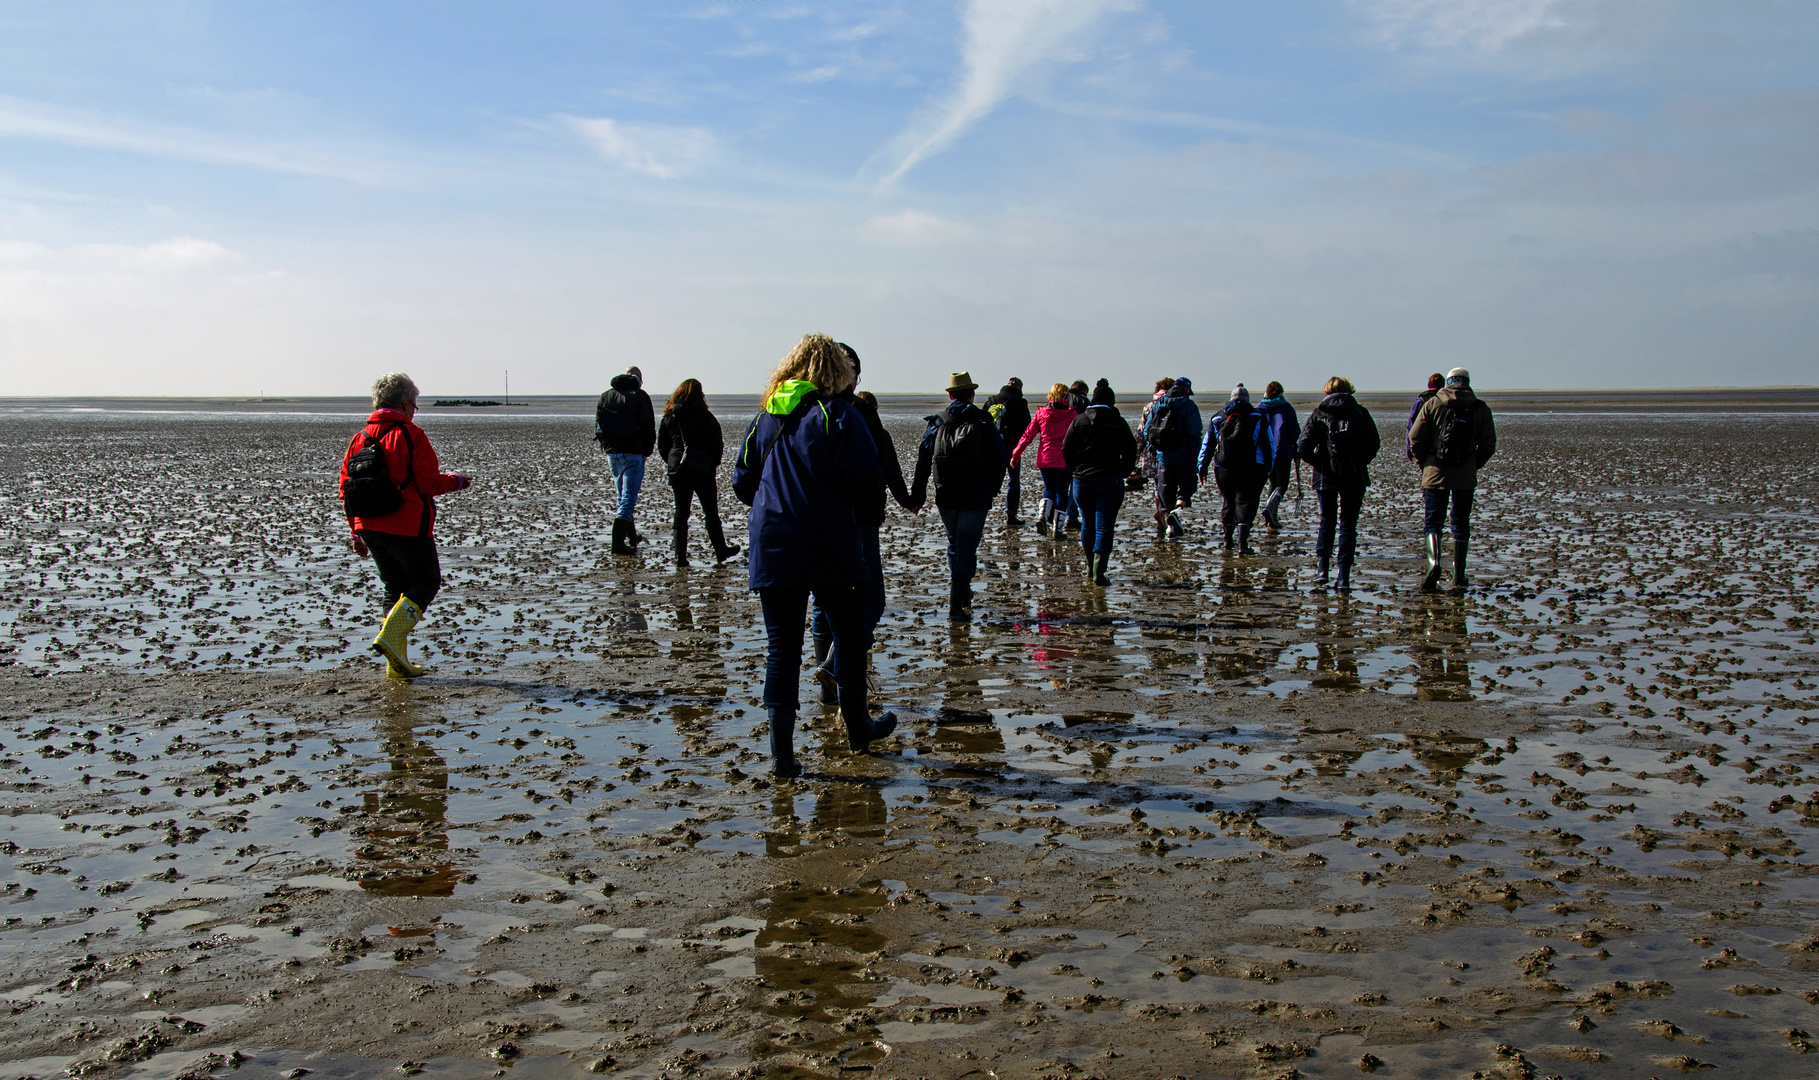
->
[908, 371, 1011, 622]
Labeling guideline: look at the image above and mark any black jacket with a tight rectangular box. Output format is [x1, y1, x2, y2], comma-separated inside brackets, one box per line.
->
[910, 400, 1011, 512]
[1062, 404, 1138, 480]
[850, 395, 912, 529]
[596, 374, 656, 456]
[1297, 393, 1381, 491]
[986, 384, 1032, 443]
[657, 403, 724, 478]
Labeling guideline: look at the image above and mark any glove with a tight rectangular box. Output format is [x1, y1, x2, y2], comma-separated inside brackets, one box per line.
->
[451, 474, 473, 491]
[349, 534, 368, 557]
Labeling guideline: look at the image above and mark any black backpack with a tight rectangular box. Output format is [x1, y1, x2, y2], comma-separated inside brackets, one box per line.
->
[594, 394, 637, 447]
[933, 409, 1000, 490]
[1216, 410, 1261, 470]
[1145, 399, 1184, 453]
[342, 424, 413, 517]
[1319, 405, 1370, 480]
[1433, 399, 1483, 467]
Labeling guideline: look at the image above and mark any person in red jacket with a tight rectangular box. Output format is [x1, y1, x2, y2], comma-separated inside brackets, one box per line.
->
[338, 373, 473, 678]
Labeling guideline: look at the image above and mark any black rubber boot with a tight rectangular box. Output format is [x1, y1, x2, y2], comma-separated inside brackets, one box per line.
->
[1450, 540, 1469, 596]
[611, 518, 635, 556]
[948, 584, 972, 623]
[1237, 524, 1253, 556]
[768, 709, 801, 779]
[1335, 560, 1352, 592]
[672, 520, 689, 568]
[1314, 557, 1330, 589]
[1421, 533, 1444, 593]
[1222, 526, 1235, 550]
[703, 512, 739, 562]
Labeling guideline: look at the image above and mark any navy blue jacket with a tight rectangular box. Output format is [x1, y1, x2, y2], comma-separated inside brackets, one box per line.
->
[909, 399, 1011, 513]
[1142, 385, 1204, 468]
[732, 383, 880, 590]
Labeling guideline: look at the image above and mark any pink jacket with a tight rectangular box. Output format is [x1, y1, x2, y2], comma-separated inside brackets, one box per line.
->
[1012, 402, 1079, 469]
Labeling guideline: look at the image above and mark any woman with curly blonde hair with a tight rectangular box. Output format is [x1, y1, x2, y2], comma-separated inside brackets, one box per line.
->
[732, 334, 896, 777]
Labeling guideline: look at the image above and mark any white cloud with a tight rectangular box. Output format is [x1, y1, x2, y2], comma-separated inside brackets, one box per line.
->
[565, 116, 716, 179]
[787, 65, 843, 84]
[0, 94, 392, 182]
[1350, 0, 1567, 53]
[874, 0, 1134, 191]
[864, 209, 971, 244]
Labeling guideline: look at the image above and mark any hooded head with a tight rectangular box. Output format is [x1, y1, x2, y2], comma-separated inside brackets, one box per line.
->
[1447, 367, 1471, 388]
[1230, 383, 1250, 405]
[625, 366, 642, 385]
[1091, 378, 1116, 406]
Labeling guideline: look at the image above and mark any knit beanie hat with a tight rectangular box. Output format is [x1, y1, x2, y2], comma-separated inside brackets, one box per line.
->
[1091, 378, 1116, 406]
[1230, 383, 1250, 404]
[1447, 367, 1470, 387]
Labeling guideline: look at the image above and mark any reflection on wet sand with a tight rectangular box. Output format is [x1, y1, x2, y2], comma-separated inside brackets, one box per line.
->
[1310, 596, 1363, 691]
[1409, 596, 1475, 701]
[357, 684, 456, 897]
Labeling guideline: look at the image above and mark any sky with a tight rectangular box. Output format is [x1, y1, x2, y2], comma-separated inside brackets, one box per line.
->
[1, 0, 1815, 396]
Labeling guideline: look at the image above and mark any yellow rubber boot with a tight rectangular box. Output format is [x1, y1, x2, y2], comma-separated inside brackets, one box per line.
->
[373, 596, 426, 678]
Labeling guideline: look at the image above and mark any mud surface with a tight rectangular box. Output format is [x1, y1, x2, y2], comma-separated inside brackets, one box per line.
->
[3, 401, 1818, 1079]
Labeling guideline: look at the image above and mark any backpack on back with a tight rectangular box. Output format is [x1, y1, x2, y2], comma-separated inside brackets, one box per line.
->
[1432, 399, 1483, 467]
[1217, 410, 1261, 470]
[1146, 399, 1185, 453]
[594, 393, 637, 447]
[933, 409, 999, 491]
[1319, 405, 1368, 480]
[342, 424, 412, 518]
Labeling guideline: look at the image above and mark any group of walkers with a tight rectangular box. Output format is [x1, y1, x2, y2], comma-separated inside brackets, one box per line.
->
[338, 338, 1497, 777]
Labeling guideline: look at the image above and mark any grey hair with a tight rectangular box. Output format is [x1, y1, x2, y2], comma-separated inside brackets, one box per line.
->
[371, 373, 420, 410]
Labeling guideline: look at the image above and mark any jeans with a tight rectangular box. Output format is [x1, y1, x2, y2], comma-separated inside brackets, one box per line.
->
[607, 453, 645, 520]
[1315, 485, 1365, 568]
[1071, 474, 1125, 553]
[938, 508, 989, 596]
[1215, 467, 1265, 530]
[760, 583, 873, 747]
[359, 531, 442, 611]
[812, 527, 885, 679]
[1423, 488, 1474, 543]
[1004, 465, 1022, 523]
[1040, 467, 1075, 524]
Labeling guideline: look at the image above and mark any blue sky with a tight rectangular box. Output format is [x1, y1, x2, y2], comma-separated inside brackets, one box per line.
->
[1, 0, 1814, 395]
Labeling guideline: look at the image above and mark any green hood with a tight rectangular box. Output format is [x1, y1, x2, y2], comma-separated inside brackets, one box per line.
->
[765, 379, 819, 415]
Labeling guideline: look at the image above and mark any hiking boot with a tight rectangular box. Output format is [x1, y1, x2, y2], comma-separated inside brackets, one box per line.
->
[1449, 540, 1469, 596]
[372, 596, 426, 679]
[1167, 508, 1183, 538]
[1421, 533, 1444, 593]
[768, 708, 801, 779]
[714, 543, 742, 563]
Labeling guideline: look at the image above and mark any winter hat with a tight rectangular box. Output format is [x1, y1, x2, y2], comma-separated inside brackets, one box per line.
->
[1091, 378, 1116, 406]
[1427, 372, 1445, 389]
[1008, 376, 1023, 389]
[1174, 377, 1192, 391]
[1447, 367, 1470, 387]
[1230, 383, 1250, 404]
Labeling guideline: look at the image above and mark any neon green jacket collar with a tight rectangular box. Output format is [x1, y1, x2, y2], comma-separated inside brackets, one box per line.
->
[765, 379, 820, 415]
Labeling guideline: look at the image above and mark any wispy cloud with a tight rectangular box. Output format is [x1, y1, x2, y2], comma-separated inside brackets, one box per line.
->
[1350, 0, 1567, 53]
[864, 209, 972, 245]
[873, 0, 1133, 191]
[565, 116, 716, 179]
[0, 95, 392, 182]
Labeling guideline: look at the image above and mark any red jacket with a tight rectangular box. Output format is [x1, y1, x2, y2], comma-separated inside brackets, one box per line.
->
[1011, 402, 1078, 469]
[339, 409, 464, 537]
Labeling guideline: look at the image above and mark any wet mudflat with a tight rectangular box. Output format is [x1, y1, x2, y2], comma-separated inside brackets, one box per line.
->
[2, 400, 1818, 1080]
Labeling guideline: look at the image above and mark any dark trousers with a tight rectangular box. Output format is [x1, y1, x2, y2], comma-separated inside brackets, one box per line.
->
[669, 469, 730, 553]
[1316, 485, 1365, 568]
[938, 507, 989, 598]
[1423, 488, 1474, 543]
[812, 527, 885, 678]
[1039, 467, 1075, 524]
[1215, 468, 1266, 530]
[359, 531, 442, 611]
[1004, 465, 1022, 522]
[1071, 473, 1125, 553]
[760, 584, 872, 747]
[1156, 463, 1196, 523]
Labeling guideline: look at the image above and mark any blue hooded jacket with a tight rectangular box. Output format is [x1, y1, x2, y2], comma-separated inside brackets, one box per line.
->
[1142, 382, 1203, 468]
[732, 381, 881, 590]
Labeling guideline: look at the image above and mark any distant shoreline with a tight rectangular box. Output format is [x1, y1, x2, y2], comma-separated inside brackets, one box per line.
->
[5, 387, 1817, 415]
